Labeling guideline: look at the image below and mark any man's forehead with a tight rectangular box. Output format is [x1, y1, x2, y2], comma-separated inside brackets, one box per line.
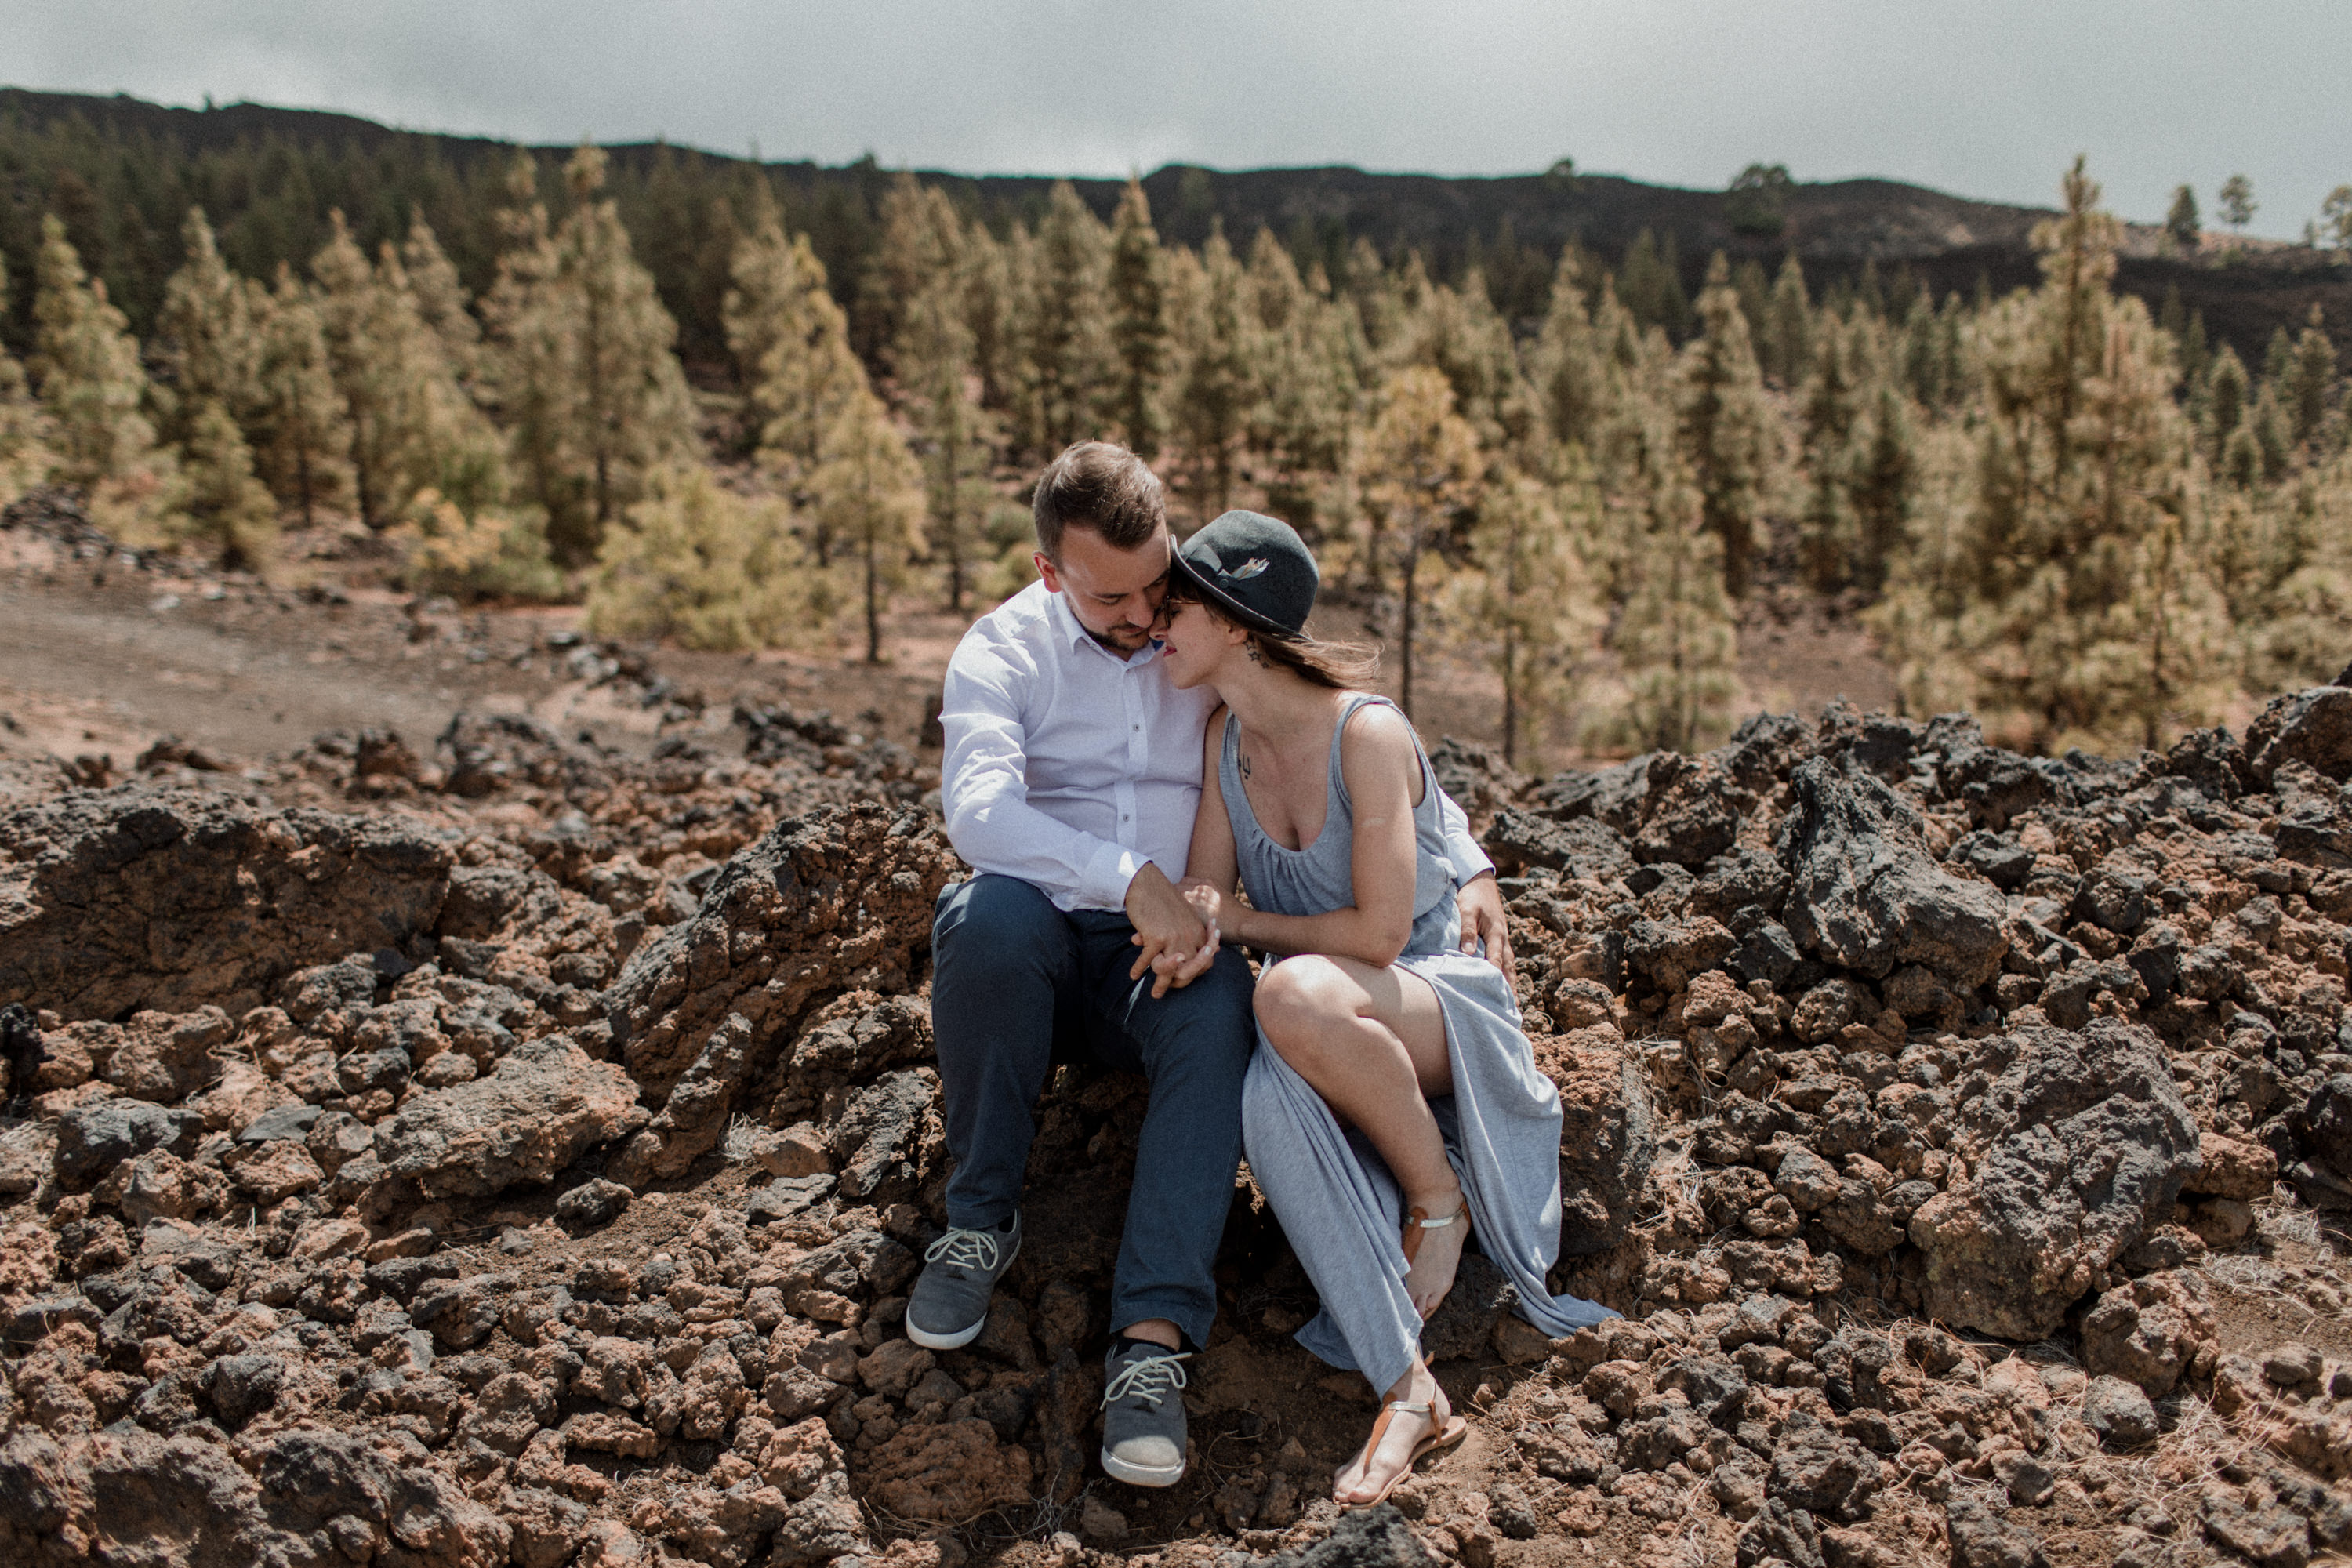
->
[1062, 528, 1171, 593]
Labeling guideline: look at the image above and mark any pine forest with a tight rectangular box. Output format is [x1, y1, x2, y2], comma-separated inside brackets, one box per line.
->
[3, 95, 2349, 766]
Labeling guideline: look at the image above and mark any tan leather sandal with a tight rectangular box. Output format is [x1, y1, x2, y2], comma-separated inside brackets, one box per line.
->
[1336, 1399, 1468, 1509]
[1401, 1197, 1465, 1266]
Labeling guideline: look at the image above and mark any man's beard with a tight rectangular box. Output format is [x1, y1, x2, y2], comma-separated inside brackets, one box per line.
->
[1087, 622, 1153, 655]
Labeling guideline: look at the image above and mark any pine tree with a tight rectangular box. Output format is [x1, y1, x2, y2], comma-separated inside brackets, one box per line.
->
[0, 254, 58, 507]
[2282, 307, 2337, 450]
[810, 386, 926, 662]
[727, 202, 869, 553]
[401, 216, 483, 390]
[310, 211, 411, 528]
[894, 268, 1000, 612]
[1247, 235, 1361, 535]
[1847, 384, 1917, 596]
[31, 213, 164, 498]
[1616, 230, 1690, 338]
[2218, 175, 2257, 233]
[1796, 313, 1860, 589]
[1020, 181, 1112, 455]
[1878, 158, 2227, 749]
[1676, 253, 1777, 597]
[588, 463, 808, 650]
[1105, 178, 1171, 459]
[1387, 267, 1528, 450]
[314, 212, 504, 532]
[168, 394, 278, 568]
[483, 146, 696, 564]
[957, 222, 1019, 415]
[251, 264, 353, 526]
[2325, 186, 2352, 252]
[1759, 253, 1813, 388]
[1170, 227, 1258, 518]
[2205, 343, 2250, 466]
[1461, 470, 1596, 764]
[858, 173, 964, 371]
[1359, 365, 1482, 719]
[154, 208, 264, 445]
[1528, 245, 1606, 453]
[1593, 405, 1739, 753]
[2164, 185, 2201, 252]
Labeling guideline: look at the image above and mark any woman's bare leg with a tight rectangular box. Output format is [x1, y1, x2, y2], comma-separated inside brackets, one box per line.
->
[1329, 1356, 1452, 1504]
[1253, 954, 1465, 1318]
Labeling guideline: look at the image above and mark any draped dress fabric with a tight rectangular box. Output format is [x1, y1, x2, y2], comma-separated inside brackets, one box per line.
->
[1229, 693, 1617, 1396]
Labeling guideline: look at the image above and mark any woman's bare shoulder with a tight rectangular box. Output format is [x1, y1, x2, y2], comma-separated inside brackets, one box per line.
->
[1338, 699, 1419, 779]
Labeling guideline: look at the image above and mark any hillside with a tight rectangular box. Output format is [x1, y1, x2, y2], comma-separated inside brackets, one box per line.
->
[3, 86, 2345, 374]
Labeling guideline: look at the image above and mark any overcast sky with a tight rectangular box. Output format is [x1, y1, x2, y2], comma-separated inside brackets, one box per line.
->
[5, 1, 2346, 237]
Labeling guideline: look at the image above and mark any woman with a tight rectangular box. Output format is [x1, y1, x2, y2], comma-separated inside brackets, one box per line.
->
[1157, 510, 1616, 1509]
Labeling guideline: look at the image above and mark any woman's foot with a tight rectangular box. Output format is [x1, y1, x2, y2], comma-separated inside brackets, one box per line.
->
[1402, 1187, 1466, 1320]
[1331, 1361, 1461, 1508]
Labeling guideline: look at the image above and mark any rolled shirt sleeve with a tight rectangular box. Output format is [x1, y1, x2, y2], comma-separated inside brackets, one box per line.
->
[939, 619, 1143, 912]
[1434, 784, 1495, 886]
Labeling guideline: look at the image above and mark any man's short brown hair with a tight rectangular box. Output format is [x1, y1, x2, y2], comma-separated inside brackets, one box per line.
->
[1032, 441, 1165, 561]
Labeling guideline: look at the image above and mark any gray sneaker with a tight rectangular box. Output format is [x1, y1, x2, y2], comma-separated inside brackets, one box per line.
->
[1100, 1340, 1192, 1487]
[904, 1215, 1021, 1351]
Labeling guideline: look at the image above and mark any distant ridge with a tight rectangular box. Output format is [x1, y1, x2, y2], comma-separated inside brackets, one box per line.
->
[2, 85, 2343, 367]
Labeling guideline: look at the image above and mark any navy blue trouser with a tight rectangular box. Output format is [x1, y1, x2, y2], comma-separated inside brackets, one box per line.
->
[931, 873, 1255, 1351]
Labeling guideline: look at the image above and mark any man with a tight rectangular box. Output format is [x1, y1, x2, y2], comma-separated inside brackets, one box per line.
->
[918, 441, 1513, 1489]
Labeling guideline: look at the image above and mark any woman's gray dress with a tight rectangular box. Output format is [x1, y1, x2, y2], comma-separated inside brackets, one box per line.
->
[1230, 693, 1615, 1395]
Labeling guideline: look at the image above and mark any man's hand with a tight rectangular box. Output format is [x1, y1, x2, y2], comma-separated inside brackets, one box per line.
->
[1127, 862, 1208, 997]
[1457, 872, 1515, 987]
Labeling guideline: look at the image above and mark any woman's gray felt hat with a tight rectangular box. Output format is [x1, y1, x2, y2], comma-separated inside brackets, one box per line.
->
[1169, 510, 1318, 638]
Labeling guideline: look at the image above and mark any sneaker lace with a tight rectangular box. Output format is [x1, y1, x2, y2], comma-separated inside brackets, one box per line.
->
[923, 1226, 1005, 1273]
[1102, 1348, 1191, 1410]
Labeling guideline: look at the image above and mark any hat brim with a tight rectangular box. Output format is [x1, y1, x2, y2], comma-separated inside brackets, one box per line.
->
[1168, 546, 1300, 639]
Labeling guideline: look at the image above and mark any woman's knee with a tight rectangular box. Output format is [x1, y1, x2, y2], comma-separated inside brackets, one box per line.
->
[1254, 957, 1354, 1059]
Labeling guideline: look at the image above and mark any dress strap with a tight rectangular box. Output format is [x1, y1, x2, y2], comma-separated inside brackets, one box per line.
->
[1327, 692, 1433, 815]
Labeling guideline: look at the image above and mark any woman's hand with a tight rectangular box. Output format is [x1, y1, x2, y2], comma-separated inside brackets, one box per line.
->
[1178, 877, 1224, 931]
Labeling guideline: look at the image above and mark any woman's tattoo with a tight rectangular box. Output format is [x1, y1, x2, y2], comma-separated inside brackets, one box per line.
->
[1238, 752, 1253, 781]
[1244, 643, 1268, 666]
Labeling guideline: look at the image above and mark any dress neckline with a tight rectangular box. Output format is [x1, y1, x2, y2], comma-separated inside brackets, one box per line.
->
[1225, 693, 1380, 858]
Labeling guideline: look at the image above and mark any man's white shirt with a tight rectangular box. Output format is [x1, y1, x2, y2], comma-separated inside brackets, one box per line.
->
[940, 579, 1492, 913]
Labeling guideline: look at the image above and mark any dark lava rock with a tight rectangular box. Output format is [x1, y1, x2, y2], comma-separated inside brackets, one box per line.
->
[2082, 1374, 2161, 1450]
[1420, 1252, 1518, 1364]
[1910, 1018, 2200, 1339]
[1482, 808, 1636, 881]
[2246, 686, 2352, 784]
[1946, 1494, 2050, 1568]
[1258, 1504, 1427, 1568]
[53, 1098, 204, 1187]
[554, 1178, 633, 1232]
[1948, 831, 2035, 891]
[601, 805, 958, 1185]
[0, 790, 452, 1021]
[202, 1352, 285, 1430]
[1777, 756, 2008, 986]
[1738, 1498, 1825, 1568]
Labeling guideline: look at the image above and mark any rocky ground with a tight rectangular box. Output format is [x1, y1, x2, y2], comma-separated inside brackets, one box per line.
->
[4, 497, 2352, 1568]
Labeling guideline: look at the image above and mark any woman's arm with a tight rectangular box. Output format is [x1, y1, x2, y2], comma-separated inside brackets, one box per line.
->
[1222, 704, 1421, 967]
[1181, 706, 1241, 901]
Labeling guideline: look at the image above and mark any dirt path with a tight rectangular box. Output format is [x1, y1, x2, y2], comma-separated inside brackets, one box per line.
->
[1, 524, 1906, 789]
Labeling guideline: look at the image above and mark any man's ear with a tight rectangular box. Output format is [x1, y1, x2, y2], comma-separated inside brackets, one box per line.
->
[1034, 551, 1061, 593]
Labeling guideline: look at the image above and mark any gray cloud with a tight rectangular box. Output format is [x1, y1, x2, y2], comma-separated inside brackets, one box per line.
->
[5, 0, 2347, 235]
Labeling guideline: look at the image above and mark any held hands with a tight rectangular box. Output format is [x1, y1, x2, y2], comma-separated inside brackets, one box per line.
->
[1125, 863, 1221, 999]
[1456, 873, 1515, 987]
